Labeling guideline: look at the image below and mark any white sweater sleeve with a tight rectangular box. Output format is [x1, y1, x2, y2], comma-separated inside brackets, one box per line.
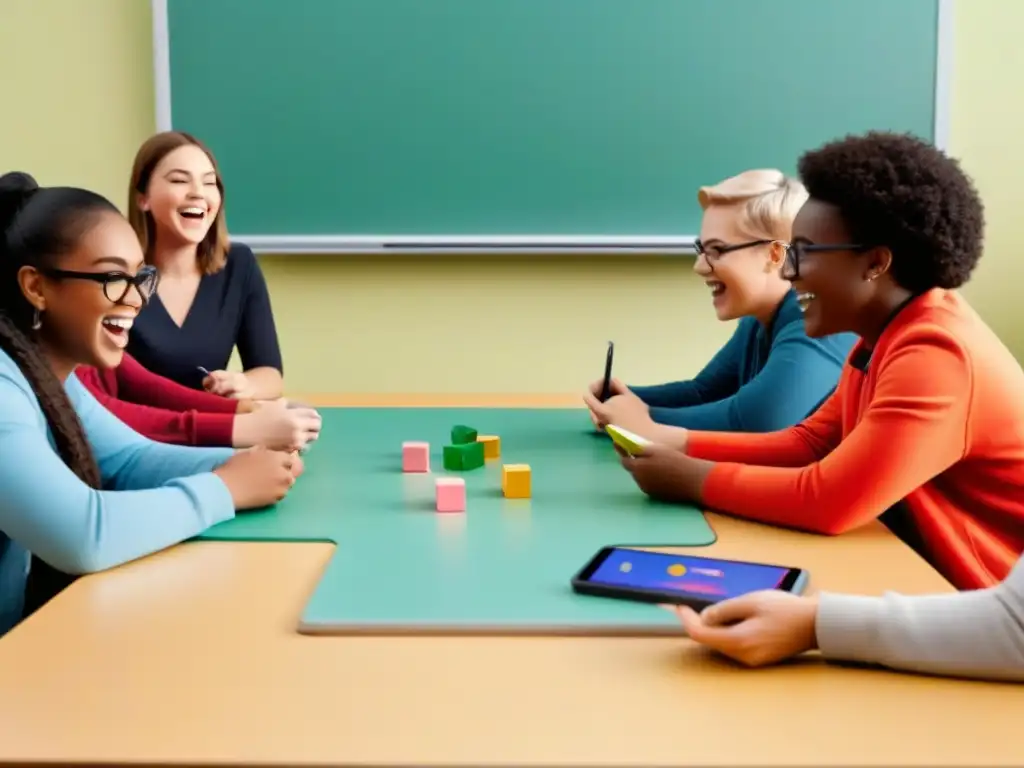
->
[815, 556, 1024, 682]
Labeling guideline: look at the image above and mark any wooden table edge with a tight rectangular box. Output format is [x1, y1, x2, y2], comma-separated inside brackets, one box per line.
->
[0, 394, 978, 768]
[290, 392, 586, 408]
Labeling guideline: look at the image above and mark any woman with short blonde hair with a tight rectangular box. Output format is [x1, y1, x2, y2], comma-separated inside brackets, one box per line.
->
[586, 169, 856, 439]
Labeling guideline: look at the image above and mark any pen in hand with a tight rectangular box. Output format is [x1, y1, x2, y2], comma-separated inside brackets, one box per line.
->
[599, 341, 615, 401]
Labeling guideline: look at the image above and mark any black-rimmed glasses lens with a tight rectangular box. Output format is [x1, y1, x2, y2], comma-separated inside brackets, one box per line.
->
[781, 242, 871, 280]
[694, 238, 772, 261]
[42, 265, 159, 305]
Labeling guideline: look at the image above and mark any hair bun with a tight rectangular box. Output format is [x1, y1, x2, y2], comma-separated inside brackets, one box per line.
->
[0, 171, 40, 235]
[0, 171, 39, 194]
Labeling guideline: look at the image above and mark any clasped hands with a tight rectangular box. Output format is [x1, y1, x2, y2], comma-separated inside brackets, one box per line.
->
[582, 378, 712, 504]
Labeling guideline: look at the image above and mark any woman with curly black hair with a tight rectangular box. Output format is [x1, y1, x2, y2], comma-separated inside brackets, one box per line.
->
[615, 131, 1024, 595]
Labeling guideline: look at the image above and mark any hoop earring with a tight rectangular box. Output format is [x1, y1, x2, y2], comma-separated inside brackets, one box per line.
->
[31, 308, 42, 330]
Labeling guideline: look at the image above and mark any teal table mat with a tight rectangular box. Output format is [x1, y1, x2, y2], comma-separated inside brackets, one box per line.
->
[198, 408, 716, 634]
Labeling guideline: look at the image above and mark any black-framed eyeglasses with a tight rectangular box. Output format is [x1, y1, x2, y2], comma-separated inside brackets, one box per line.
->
[694, 238, 772, 262]
[781, 241, 872, 281]
[40, 264, 159, 305]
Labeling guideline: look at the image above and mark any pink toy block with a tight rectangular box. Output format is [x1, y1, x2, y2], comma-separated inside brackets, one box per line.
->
[402, 441, 430, 472]
[435, 477, 466, 512]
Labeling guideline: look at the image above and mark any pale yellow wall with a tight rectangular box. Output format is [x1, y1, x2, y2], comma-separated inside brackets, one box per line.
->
[258, 253, 722, 395]
[0, 0, 155, 209]
[948, 0, 1024, 355]
[0, 0, 1018, 396]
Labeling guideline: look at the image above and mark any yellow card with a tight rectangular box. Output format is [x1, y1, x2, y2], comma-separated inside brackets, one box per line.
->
[605, 424, 652, 456]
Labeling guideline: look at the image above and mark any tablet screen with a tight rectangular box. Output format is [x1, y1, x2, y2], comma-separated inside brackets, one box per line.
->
[585, 548, 793, 600]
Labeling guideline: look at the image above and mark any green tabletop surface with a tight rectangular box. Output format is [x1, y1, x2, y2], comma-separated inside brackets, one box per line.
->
[198, 408, 717, 634]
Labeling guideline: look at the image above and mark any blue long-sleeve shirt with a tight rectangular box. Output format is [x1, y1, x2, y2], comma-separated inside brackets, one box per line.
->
[0, 348, 236, 636]
[629, 290, 856, 432]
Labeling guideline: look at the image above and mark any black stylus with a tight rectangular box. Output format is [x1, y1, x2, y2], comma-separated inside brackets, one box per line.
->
[599, 341, 614, 401]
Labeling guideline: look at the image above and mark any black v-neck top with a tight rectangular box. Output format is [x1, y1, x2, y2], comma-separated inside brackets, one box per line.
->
[127, 243, 283, 390]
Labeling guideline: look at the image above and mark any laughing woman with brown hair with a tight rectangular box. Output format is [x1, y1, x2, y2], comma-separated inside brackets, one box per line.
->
[125, 131, 285, 400]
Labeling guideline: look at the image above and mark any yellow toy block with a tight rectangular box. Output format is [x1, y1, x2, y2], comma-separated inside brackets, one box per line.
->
[477, 435, 501, 460]
[502, 463, 531, 498]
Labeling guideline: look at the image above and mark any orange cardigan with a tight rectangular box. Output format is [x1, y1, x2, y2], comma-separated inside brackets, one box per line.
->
[687, 289, 1024, 590]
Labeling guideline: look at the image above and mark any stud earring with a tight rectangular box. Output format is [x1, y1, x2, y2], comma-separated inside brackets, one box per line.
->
[31, 308, 41, 330]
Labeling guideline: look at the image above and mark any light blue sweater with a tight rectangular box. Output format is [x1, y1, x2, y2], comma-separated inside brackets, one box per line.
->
[0, 348, 235, 636]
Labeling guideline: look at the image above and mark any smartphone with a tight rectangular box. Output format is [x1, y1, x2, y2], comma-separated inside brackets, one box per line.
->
[571, 547, 809, 610]
[599, 341, 614, 401]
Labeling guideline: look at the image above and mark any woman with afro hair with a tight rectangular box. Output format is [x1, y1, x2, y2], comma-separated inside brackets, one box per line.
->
[611, 131, 1024, 597]
[600, 130, 1024, 681]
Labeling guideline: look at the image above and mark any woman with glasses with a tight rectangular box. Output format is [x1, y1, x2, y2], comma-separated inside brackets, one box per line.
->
[0, 172, 300, 637]
[615, 131, 1024, 593]
[65, 258, 317, 451]
[36, 263, 319, 451]
[584, 170, 856, 439]
[124, 131, 284, 400]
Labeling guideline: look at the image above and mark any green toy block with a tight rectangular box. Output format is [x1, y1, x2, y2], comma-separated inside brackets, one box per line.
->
[450, 424, 478, 444]
[443, 441, 485, 471]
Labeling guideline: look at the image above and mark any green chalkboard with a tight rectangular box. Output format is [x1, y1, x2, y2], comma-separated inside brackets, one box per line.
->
[162, 0, 941, 245]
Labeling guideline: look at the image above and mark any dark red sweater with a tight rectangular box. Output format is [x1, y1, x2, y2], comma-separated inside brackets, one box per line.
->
[75, 353, 238, 446]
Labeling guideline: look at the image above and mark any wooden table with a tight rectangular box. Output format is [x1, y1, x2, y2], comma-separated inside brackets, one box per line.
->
[0, 396, 1017, 766]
